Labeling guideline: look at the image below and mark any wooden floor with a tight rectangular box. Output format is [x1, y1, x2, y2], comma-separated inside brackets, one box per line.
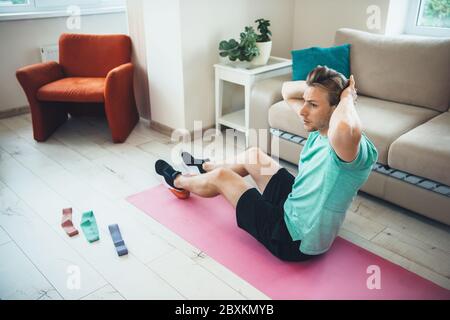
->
[0, 114, 449, 300]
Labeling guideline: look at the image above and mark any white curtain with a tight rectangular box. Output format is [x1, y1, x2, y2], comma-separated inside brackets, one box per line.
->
[126, 0, 151, 120]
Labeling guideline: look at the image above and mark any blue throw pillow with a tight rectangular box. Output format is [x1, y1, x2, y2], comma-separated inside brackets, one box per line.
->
[291, 44, 350, 80]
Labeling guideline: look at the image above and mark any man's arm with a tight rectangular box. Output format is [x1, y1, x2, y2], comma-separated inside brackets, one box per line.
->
[281, 80, 307, 115]
[328, 75, 362, 162]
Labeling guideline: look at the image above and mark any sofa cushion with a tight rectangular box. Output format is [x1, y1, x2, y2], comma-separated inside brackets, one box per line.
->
[389, 112, 450, 186]
[354, 96, 438, 165]
[291, 44, 350, 80]
[268, 100, 309, 139]
[334, 28, 450, 112]
[37, 77, 105, 103]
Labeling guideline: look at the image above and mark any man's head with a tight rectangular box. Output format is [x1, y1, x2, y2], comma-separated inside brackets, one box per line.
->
[300, 66, 348, 133]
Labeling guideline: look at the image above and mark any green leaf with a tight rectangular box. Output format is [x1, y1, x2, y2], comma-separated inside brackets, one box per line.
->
[218, 23, 263, 62]
[218, 41, 229, 50]
[229, 39, 239, 47]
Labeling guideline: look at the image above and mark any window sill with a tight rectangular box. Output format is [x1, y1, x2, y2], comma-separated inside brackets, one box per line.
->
[404, 26, 450, 38]
[0, 6, 126, 22]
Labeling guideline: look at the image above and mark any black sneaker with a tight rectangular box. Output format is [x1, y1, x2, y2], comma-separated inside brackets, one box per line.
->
[155, 159, 182, 190]
[181, 151, 209, 174]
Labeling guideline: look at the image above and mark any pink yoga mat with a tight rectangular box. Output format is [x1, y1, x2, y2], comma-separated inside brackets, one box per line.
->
[127, 184, 450, 300]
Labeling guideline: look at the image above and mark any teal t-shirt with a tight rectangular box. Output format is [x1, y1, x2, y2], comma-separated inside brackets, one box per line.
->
[283, 131, 378, 255]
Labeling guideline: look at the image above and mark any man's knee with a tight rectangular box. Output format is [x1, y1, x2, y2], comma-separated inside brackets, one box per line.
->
[213, 167, 234, 179]
[247, 146, 264, 156]
[247, 146, 273, 167]
[246, 147, 263, 165]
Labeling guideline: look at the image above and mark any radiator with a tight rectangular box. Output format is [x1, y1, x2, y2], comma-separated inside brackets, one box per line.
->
[40, 45, 59, 63]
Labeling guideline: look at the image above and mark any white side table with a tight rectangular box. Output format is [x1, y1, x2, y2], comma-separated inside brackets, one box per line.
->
[214, 56, 292, 147]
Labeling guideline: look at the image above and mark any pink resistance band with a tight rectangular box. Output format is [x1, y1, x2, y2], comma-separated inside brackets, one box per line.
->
[61, 208, 79, 237]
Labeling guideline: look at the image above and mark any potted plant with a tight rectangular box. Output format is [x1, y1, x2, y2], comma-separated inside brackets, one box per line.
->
[252, 18, 272, 66]
[218, 26, 259, 67]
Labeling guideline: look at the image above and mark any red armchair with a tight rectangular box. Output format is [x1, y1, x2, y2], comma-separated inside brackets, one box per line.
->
[16, 33, 139, 143]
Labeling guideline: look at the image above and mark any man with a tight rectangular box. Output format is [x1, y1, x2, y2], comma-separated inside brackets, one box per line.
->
[155, 66, 378, 261]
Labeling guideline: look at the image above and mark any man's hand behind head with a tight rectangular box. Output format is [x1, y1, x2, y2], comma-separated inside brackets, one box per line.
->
[340, 75, 357, 103]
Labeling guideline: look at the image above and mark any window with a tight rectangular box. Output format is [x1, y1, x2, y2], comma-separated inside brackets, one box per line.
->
[405, 0, 450, 37]
[0, 0, 33, 13]
[0, 0, 126, 20]
[0, 0, 30, 5]
[0, 0, 30, 4]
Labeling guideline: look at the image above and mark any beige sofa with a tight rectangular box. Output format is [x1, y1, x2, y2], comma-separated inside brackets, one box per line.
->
[249, 28, 450, 226]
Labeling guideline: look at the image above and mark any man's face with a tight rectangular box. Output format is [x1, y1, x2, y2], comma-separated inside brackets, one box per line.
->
[300, 86, 335, 132]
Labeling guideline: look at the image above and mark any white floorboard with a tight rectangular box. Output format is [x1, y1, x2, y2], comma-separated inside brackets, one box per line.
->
[0, 241, 63, 300]
[0, 114, 449, 300]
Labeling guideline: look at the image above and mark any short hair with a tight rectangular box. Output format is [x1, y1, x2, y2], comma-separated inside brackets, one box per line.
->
[306, 65, 349, 106]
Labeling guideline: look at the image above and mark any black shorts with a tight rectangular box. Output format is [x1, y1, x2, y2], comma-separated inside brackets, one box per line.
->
[236, 168, 314, 262]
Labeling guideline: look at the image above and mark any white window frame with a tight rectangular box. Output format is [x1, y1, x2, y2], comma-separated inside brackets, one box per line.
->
[0, 0, 125, 21]
[0, 0, 34, 14]
[404, 0, 450, 37]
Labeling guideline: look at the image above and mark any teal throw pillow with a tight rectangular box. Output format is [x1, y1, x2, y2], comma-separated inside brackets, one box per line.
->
[291, 44, 350, 80]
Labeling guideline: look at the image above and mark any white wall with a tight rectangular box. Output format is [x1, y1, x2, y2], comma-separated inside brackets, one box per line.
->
[385, 0, 409, 35]
[127, 0, 151, 120]
[142, 0, 186, 130]
[179, 0, 295, 131]
[0, 12, 128, 113]
[292, 0, 390, 49]
[144, 0, 397, 132]
[142, 0, 295, 132]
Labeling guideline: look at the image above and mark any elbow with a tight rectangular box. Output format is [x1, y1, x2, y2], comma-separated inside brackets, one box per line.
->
[281, 82, 288, 101]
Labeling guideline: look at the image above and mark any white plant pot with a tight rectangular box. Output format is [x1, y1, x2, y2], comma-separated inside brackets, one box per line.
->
[231, 60, 251, 69]
[251, 41, 272, 66]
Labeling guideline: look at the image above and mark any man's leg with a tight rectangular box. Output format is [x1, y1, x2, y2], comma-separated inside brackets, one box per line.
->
[203, 147, 281, 193]
[174, 167, 252, 208]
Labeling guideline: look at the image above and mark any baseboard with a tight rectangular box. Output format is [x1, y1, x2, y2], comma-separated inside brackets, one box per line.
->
[149, 119, 174, 137]
[0, 106, 30, 119]
[149, 119, 215, 141]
